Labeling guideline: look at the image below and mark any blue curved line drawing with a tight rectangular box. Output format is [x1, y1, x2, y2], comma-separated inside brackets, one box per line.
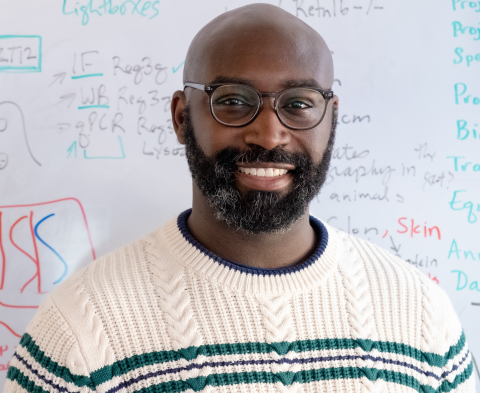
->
[34, 214, 68, 284]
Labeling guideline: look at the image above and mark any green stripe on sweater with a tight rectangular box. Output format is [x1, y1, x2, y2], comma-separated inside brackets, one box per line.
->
[111, 363, 475, 393]
[441, 361, 474, 392]
[18, 331, 468, 389]
[7, 356, 473, 393]
[7, 367, 53, 393]
[90, 331, 468, 386]
[17, 334, 94, 388]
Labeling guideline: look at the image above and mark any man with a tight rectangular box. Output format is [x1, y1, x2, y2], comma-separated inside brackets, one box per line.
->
[5, 4, 475, 393]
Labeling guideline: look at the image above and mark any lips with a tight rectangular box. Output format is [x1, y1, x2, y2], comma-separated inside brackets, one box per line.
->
[235, 162, 295, 191]
[237, 167, 289, 177]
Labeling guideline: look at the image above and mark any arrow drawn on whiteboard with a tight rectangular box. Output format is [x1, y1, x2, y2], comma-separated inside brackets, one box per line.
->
[448, 171, 454, 183]
[389, 236, 401, 254]
[67, 141, 77, 158]
[57, 123, 71, 133]
[0, 102, 41, 166]
[55, 93, 76, 108]
[48, 72, 67, 87]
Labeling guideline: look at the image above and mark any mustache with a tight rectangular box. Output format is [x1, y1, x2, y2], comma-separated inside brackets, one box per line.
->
[214, 145, 311, 173]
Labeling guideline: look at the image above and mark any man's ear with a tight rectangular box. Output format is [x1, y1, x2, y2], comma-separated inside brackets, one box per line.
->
[171, 90, 187, 144]
[332, 94, 339, 108]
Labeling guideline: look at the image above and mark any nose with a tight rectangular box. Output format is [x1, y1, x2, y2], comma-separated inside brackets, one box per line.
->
[243, 98, 291, 150]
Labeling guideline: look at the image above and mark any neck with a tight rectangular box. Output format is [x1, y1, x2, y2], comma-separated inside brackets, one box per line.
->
[187, 183, 317, 269]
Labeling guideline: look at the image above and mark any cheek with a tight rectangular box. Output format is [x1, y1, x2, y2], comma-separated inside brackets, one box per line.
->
[189, 100, 239, 157]
[311, 107, 335, 159]
[292, 123, 332, 164]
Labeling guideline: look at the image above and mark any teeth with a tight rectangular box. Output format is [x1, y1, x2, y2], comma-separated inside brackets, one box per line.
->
[238, 167, 289, 177]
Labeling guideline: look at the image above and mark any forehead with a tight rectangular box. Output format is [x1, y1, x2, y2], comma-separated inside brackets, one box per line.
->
[191, 25, 333, 91]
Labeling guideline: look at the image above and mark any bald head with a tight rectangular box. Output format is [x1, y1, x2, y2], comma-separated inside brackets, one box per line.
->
[184, 4, 334, 90]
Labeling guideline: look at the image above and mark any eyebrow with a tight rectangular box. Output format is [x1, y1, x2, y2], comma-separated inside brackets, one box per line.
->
[208, 76, 256, 87]
[280, 79, 323, 89]
[207, 76, 326, 90]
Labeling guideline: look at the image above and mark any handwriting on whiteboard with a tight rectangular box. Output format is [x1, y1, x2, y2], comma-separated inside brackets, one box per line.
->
[0, 198, 96, 340]
[62, 0, 160, 26]
[0, 36, 41, 73]
[0, 198, 95, 296]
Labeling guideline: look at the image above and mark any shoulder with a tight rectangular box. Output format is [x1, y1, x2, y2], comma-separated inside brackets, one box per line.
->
[346, 225, 456, 312]
[324, 220, 448, 299]
[53, 236, 147, 305]
[322, 220, 463, 353]
[53, 215, 176, 303]
[322, 221, 474, 389]
[6, 216, 184, 393]
[51, 219, 172, 309]
[35, 223, 170, 362]
[321, 219, 422, 282]
[6, 292, 95, 393]
[5, 218, 180, 393]
[24, 237, 149, 374]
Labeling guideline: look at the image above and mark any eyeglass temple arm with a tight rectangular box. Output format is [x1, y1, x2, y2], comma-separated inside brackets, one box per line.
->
[184, 82, 205, 91]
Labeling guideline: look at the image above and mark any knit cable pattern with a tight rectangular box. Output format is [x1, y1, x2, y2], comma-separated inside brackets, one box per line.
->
[71, 272, 115, 366]
[338, 234, 383, 392]
[420, 278, 435, 352]
[338, 235, 378, 342]
[256, 294, 300, 392]
[147, 236, 203, 356]
[256, 294, 296, 355]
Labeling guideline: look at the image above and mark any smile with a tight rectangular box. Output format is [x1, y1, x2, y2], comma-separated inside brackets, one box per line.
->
[235, 163, 295, 191]
[237, 167, 289, 177]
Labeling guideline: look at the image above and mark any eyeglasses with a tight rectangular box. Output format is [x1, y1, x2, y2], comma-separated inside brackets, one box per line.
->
[184, 82, 334, 130]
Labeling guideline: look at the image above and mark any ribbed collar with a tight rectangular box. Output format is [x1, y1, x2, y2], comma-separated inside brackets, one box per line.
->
[156, 209, 340, 295]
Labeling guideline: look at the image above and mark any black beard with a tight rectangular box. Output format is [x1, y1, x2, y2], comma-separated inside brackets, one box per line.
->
[183, 106, 337, 234]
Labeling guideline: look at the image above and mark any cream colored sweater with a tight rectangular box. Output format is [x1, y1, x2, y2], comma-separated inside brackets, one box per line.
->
[5, 210, 475, 393]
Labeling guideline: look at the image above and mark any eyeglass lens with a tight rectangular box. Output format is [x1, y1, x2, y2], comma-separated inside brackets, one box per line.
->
[211, 85, 327, 128]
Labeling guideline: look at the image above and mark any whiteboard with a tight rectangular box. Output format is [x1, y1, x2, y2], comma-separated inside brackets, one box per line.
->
[0, 0, 479, 390]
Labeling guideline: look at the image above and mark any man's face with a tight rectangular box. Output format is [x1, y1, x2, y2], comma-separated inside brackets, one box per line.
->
[184, 104, 337, 233]
[179, 23, 338, 233]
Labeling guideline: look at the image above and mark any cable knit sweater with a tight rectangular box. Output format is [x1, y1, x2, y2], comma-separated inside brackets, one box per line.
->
[5, 210, 475, 393]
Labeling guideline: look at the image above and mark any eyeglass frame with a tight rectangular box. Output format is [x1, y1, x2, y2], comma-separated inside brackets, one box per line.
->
[184, 82, 334, 131]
